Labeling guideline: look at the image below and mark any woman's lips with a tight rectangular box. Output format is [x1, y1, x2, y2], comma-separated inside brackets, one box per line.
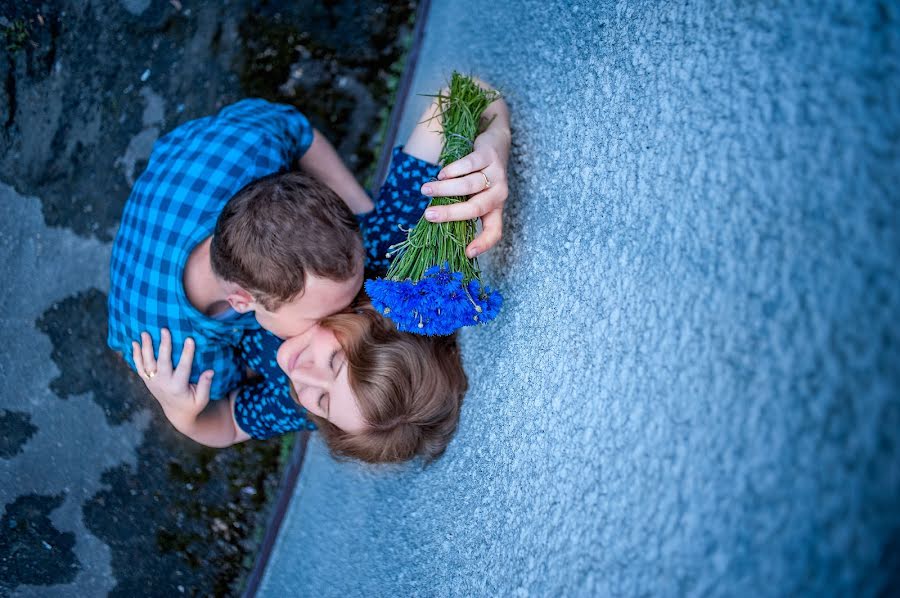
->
[281, 327, 315, 374]
[287, 346, 307, 373]
[287, 350, 299, 373]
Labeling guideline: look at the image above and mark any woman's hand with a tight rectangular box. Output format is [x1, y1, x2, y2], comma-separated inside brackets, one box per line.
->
[420, 93, 512, 258]
[132, 328, 214, 424]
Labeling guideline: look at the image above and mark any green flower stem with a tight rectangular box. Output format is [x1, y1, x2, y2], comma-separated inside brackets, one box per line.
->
[386, 72, 501, 283]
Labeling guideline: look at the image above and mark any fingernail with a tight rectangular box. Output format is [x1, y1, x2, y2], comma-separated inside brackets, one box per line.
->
[467, 247, 480, 258]
[425, 209, 439, 221]
[437, 172, 446, 180]
[421, 185, 433, 196]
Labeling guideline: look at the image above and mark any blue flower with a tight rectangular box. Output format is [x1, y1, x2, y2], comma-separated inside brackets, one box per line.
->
[423, 263, 463, 286]
[365, 278, 423, 331]
[365, 265, 503, 336]
[468, 280, 503, 322]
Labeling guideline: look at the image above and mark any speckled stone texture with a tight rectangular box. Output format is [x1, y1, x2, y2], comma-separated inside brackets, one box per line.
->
[259, 1, 900, 596]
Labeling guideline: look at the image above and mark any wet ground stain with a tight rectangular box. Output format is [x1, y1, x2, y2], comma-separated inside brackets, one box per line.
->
[37, 289, 149, 425]
[0, 410, 37, 459]
[0, 0, 418, 595]
[0, 494, 80, 592]
[238, 0, 415, 179]
[82, 417, 285, 597]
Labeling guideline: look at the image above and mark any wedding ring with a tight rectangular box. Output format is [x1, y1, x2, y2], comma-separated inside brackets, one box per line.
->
[145, 369, 157, 380]
[479, 171, 491, 189]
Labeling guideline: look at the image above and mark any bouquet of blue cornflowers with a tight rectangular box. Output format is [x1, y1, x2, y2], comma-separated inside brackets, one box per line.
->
[365, 72, 504, 335]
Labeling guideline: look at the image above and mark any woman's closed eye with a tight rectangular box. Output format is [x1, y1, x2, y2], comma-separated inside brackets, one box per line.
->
[318, 349, 343, 417]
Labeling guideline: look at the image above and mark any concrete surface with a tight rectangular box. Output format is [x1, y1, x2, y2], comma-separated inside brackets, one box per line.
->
[259, 1, 900, 596]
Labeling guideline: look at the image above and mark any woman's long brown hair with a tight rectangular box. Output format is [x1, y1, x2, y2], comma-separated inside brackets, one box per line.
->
[303, 303, 468, 464]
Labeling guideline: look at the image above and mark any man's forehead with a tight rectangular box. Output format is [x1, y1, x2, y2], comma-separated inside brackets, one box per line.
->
[304, 255, 363, 291]
[303, 268, 362, 295]
[290, 273, 361, 317]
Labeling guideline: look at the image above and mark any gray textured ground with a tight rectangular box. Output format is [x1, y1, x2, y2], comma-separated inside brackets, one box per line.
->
[260, 1, 900, 596]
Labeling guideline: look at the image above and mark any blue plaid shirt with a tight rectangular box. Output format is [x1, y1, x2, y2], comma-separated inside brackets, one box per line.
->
[107, 99, 315, 399]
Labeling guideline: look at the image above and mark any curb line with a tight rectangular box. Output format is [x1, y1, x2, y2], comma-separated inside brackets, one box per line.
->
[241, 431, 310, 598]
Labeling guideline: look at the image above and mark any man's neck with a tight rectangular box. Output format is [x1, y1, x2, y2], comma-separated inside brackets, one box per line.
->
[183, 236, 232, 317]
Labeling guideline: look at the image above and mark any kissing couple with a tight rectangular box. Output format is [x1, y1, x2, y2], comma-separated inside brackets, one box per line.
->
[108, 78, 511, 463]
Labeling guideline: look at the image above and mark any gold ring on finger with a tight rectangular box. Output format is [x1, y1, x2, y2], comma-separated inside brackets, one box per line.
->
[479, 170, 491, 189]
[145, 369, 157, 380]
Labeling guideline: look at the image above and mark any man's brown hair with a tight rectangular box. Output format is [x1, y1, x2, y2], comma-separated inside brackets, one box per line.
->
[302, 303, 468, 464]
[210, 171, 363, 310]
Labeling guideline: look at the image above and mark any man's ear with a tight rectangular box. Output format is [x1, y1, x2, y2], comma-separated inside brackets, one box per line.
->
[225, 287, 255, 313]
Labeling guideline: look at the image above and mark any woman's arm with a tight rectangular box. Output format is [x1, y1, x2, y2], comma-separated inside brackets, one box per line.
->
[299, 129, 375, 214]
[176, 392, 249, 448]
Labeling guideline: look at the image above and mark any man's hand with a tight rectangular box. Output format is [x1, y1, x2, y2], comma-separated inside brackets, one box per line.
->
[132, 328, 213, 425]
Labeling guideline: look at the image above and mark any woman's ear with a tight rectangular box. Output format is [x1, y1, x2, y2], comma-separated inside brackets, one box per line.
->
[226, 287, 255, 313]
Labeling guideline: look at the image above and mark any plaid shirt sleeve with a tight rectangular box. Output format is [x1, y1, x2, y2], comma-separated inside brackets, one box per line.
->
[107, 99, 315, 400]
